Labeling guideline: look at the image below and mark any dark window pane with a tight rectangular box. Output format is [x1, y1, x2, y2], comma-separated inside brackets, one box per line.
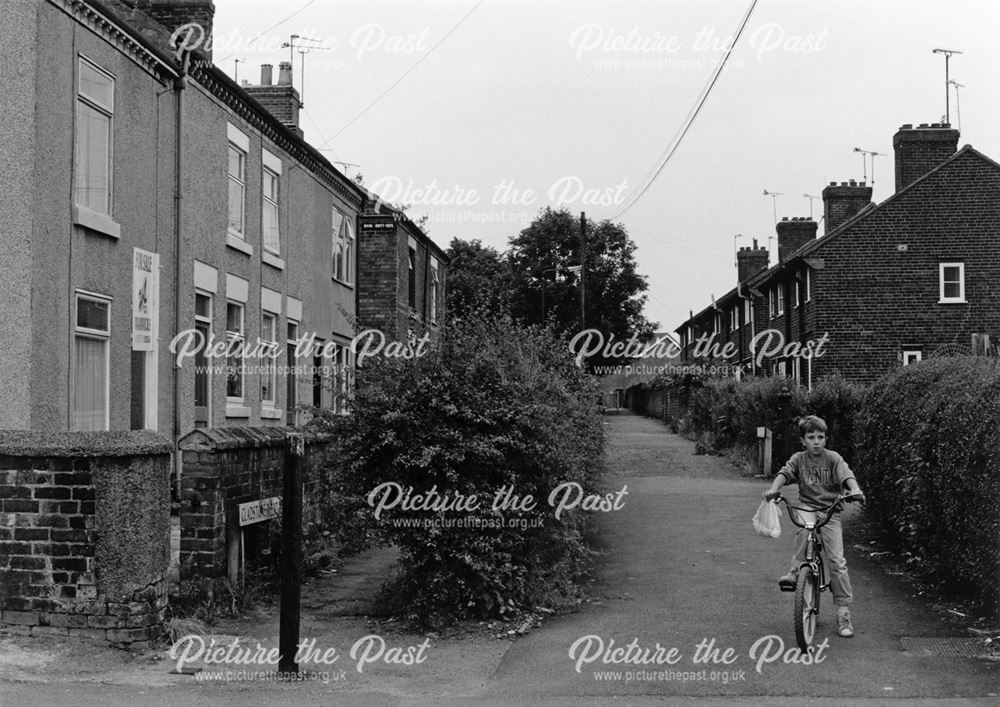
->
[77, 298, 109, 332]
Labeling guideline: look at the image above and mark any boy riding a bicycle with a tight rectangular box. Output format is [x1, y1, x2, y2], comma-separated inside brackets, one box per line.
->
[761, 415, 865, 638]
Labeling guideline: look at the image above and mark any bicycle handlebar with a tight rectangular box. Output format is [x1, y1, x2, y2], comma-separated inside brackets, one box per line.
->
[775, 492, 863, 530]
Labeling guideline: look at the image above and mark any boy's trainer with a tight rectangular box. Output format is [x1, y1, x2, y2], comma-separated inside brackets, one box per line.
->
[837, 608, 854, 637]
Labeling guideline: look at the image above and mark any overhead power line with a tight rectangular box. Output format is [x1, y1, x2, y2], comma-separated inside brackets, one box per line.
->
[217, 0, 318, 63]
[313, 0, 486, 149]
[607, 0, 759, 220]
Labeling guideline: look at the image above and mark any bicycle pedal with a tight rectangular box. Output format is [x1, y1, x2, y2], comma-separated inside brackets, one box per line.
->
[778, 581, 796, 592]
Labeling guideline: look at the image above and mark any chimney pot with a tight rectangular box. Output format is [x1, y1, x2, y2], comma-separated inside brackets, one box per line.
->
[822, 181, 873, 234]
[278, 61, 293, 86]
[260, 64, 273, 85]
[137, 0, 216, 61]
[901, 123, 913, 129]
[892, 122, 960, 192]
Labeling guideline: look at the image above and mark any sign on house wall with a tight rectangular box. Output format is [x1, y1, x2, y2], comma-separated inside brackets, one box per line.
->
[132, 248, 159, 351]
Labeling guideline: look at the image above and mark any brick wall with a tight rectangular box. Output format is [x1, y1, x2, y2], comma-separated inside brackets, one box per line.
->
[0, 431, 172, 648]
[812, 147, 1000, 383]
[358, 214, 401, 339]
[177, 427, 333, 580]
[358, 212, 447, 343]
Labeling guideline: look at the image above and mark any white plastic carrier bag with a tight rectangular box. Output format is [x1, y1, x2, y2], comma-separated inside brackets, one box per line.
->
[752, 499, 782, 538]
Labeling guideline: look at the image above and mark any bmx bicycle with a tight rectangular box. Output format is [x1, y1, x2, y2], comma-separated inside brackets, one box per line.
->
[773, 492, 864, 651]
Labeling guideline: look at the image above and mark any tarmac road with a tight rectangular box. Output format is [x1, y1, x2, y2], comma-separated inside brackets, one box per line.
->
[1, 413, 996, 706]
[477, 414, 999, 702]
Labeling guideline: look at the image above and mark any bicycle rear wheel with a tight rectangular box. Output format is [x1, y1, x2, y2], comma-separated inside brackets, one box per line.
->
[794, 567, 818, 651]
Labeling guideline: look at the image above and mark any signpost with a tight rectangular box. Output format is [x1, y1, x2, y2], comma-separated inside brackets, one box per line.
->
[238, 497, 282, 526]
[279, 433, 305, 673]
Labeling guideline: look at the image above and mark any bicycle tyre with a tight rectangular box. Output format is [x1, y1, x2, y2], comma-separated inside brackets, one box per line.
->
[794, 566, 818, 651]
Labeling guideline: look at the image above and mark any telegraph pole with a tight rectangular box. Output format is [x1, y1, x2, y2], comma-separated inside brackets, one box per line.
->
[579, 212, 586, 330]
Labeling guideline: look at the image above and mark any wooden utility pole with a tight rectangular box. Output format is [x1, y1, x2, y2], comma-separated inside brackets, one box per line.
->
[279, 432, 304, 673]
[580, 211, 586, 330]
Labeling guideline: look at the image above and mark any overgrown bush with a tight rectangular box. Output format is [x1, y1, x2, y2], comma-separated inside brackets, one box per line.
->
[311, 312, 606, 627]
[855, 357, 1000, 614]
[680, 373, 866, 466]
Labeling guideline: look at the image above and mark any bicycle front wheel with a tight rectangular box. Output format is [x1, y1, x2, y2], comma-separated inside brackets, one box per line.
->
[794, 567, 818, 651]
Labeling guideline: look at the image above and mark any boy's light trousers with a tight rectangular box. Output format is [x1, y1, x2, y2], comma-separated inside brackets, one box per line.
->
[788, 511, 853, 607]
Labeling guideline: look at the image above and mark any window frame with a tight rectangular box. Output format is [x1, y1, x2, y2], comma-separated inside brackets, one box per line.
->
[227, 143, 247, 237]
[331, 207, 355, 286]
[902, 350, 923, 366]
[407, 241, 417, 309]
[71, 291, 112, 431]
[744, 299, 751, 326]
[285, 319, 299, 425]
[939, 263, 966, 304]
[194, 290, 213, 427]
[776, 283, 785, 316]
[430, 258, 440, 324]
[805, 269, 811, 302]
[261, 311, 278, 407]
[225, 300, 245, 402]
[261, 166, 280, 254]
[74, 55, 115, 216]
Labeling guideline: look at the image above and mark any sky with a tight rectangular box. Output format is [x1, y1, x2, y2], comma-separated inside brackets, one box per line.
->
[212, 0, 1000, 333]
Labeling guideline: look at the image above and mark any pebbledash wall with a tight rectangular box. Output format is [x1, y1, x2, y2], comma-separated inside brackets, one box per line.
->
[0, 432, 171, 648]
[0, 0, 371, 439]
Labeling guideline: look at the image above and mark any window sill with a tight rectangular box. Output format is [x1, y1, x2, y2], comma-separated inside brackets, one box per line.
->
[938, 299, 967, 304]
[225, 404, 251, 418]
[227, 232, 253, 256]
[331, 276, 354, 289]
[263, 251, 285, 270]
[73, 205, 121, 239]
[261, 406, 283, 420]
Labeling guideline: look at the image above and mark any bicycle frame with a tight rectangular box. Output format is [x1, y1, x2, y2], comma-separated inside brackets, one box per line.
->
[775, 493, 859, 650]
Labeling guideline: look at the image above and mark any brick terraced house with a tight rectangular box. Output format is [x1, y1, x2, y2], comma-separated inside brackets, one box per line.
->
[358, 208, 449, 345]
[676, 123, 1000, 385]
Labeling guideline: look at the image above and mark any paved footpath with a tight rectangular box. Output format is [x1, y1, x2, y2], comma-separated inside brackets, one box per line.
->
[1, 414, 996, 706]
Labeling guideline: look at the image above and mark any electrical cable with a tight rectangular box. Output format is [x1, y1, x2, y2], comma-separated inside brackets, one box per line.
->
[608, 0, 759, 220]
[217, 0, 318, 63]
[314, 0, 486, 149]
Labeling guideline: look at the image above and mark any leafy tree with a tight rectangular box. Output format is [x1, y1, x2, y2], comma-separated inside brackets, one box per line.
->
[507, 208, 657, 369]
[445, 238, 512, 320]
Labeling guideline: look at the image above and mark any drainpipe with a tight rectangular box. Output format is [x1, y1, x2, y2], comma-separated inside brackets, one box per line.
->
[173, 51, 190, 497]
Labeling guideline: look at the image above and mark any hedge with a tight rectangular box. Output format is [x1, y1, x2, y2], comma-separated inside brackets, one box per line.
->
[310, 313, 605, 627]
[855, 357, 1000, 613]
[682, 374, 865, 458]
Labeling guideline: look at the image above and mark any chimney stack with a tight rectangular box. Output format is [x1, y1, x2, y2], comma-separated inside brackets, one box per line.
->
[133, 0, 216, 61]
[776, 217, 818, 263]
[243, 63, 302, 138]
[893, 123, 960, 192]
[822, 180, 872, 234]
[737, 238, 769, 283]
